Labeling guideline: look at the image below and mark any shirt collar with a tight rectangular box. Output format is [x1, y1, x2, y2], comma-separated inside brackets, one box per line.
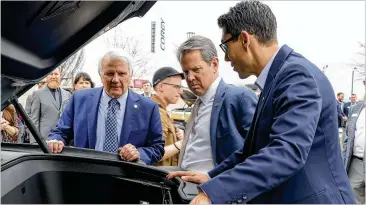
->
[199, 76, 221, 105]
[102, 88, 129, 109]
[255, 48, 280, 91]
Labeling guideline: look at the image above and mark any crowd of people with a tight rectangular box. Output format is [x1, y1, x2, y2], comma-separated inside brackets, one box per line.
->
[1, 0, 364, 204]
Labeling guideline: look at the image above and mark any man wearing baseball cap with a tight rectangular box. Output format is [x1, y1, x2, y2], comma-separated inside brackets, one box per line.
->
[151, 67, 185, 166]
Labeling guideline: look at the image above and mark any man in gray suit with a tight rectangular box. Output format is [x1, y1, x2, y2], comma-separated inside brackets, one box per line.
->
[25, 77, 48, 117]
[342, 100, 365, 204]
[30, 68, 70, 143]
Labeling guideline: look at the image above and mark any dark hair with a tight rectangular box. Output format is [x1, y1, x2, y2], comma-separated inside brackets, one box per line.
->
[218, 0, 277, 45]
[74, 72, 95, 88]
[337, 92, 344, 96]
[143, 81, 152, 86]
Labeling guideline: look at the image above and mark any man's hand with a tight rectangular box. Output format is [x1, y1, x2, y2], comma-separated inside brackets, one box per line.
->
[119, 143, 140, 162]
[342, 116, 348, 121]
[47, 140, 65, 153]
[167, 171, 209, 184]
[175, 128, 184, 141]
[190, 192, 211, 204]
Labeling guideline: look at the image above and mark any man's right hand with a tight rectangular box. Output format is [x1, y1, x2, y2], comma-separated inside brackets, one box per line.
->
[47, 140, 65, 153]
[167, 171, 210, 184]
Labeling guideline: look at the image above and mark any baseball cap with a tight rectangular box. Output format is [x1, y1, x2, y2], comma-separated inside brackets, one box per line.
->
[152, 67, 185, 87]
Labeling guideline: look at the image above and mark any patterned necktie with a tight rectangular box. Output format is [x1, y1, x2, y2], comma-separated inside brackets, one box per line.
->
[103, 98, 119, 153]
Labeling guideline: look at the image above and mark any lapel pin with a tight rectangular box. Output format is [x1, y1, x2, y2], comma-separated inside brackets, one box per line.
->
[134, 104, 138, 108]
[215, 104, 220, 107]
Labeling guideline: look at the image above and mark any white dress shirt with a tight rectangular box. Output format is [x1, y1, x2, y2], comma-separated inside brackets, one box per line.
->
[181, 77, 222, 173]
[353, 108, 365, 158]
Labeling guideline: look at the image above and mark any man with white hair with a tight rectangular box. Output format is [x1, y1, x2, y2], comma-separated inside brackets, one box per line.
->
[47, 50, 165, 165]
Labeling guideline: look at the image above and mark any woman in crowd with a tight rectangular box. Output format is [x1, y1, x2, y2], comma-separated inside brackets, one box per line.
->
[1, 104, 20, 143]
[60, 72, 95, 113]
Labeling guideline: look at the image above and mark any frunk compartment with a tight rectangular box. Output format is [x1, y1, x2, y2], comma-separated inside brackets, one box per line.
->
[2, 171, 176, 204]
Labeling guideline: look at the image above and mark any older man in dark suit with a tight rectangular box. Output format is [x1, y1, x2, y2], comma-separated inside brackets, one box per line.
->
[47, 50, 164, 165]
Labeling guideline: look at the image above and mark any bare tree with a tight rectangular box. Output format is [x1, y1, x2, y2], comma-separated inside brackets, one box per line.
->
[103, 27, 152, 80]
[349, 42, 365, 79]
[59, 48, 86, 86]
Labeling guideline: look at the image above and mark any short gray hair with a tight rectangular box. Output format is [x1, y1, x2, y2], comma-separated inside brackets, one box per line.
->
[98, 49, 133, 75]
[177, 35, 218, 65]
[218, 0, 277, 44]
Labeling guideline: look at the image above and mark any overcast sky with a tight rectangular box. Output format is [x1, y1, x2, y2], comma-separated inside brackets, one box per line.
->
[81, 1, 365, 99]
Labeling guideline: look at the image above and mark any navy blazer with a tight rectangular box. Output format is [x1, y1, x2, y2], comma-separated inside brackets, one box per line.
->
[337, 101, 346, 127]
[210, 79, 257, 166]
[200, 45, 355, 204]
[48, 87, 165, 165]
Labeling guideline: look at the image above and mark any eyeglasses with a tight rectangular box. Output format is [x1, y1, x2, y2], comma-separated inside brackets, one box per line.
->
[219, 33, 241, 54]
[162, 83, 182, 90]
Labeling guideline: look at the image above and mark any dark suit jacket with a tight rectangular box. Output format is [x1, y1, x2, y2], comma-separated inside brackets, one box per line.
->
[209, 79, 257, 166]
[48, 87, 165, 165]
[343, 102, 351, 117]
[337, 101, 346, 127]
[200, 45, 355, 204]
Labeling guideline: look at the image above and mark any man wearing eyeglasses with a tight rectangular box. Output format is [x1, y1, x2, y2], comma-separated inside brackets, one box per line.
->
[151, 67, 185, 167]
[170, 35, 257, 174]
[168, 1, 355, 204]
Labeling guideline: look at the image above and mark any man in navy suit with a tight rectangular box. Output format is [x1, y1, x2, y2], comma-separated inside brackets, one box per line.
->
[47, 50, 164, 165]
[174, 35, 257, 173]
[169, 1, 355, 204]
[344, 94, 358, 117]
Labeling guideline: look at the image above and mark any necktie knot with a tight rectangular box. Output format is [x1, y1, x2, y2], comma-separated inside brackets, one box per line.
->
[109, 98, 119, 108]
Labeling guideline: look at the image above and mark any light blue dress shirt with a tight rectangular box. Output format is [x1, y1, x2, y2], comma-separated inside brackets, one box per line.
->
[95, 89, 128, 151]
[255, 48, 280, 91]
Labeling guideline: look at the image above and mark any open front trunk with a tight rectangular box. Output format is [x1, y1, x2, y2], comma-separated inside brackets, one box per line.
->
[1, 147, 198, 204]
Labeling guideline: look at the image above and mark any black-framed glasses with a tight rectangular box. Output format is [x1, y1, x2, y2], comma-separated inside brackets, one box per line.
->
[162, 83, 182, 90]
[219, 33, 241, 54]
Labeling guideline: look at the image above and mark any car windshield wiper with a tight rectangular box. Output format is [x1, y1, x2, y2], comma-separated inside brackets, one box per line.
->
[10, 96, 50, 153]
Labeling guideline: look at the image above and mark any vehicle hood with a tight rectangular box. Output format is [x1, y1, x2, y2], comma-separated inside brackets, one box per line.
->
[1, 1, 156, 110]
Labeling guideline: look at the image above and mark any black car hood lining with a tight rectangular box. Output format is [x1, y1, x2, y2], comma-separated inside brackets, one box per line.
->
[1, 1, 156, 109]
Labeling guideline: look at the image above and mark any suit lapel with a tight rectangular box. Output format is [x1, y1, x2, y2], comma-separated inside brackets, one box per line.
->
[255, 45, 293, 121]
[87, 87, 103, 149]
[209, 79, 226, 165]
[120, 90, 139, 146]
[44, 87, 59, 110]
[246, 45, 293, 155]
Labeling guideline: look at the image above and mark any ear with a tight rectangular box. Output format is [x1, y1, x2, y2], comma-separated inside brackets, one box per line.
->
[240, 31, 251, 49]
[211, 56, 219, 73]
[158, 83, 164, 92]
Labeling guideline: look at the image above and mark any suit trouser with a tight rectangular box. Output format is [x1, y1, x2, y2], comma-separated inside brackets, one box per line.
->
[349, 157, 365, 204]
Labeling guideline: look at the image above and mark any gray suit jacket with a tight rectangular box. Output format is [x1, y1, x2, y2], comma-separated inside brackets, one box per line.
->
[342, 101, 365, 173]
[30, 87, 70, 142]
[25, 93, 33, 117]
